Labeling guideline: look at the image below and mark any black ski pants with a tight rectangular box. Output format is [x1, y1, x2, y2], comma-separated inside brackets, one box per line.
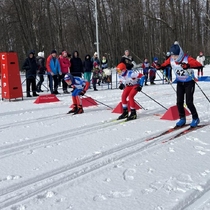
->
[176, 80, 198, 120]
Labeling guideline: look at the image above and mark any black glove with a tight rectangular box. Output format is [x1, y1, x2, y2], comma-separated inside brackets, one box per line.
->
[135, 85, 142, 92]
[119, 83, 125, 90]
[79, 90, 86, 96]
[181, 63, 190, 69]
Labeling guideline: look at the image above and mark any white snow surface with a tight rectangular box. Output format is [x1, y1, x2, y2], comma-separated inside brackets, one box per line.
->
[1, 66, 210, 210]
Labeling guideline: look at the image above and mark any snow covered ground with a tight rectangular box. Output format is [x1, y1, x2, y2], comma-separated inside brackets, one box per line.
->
[1, 66, 210, 210]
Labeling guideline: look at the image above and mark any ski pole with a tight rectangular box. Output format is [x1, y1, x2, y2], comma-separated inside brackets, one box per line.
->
[186, 69, 210, 103]
[83, 95, 113, 109]
[141, 91, 168, 110]
[134, 99, 147, 110]
[195, 82, 210, 103]
[156, 69, 163, 81]
[167, 80, 176, 93]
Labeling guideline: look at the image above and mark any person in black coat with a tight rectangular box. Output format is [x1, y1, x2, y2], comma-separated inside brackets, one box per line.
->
[70, 51, 83, 77]
[120, 50, 134, 70]
[83, 54, 93, 85]
[22, 50, 39, 97]
[36, 51, 46, 92]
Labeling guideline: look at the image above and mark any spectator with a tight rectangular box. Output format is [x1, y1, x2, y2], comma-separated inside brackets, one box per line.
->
[120, 50, 135, 70]
[91, 52, 100, 66]
[59, 50, 71, 94]
[92, 62, 100, 91]
[142, 58, 150, 86]
[70, 51, 83, 77]
[100, 55, 108, 83]
[101, 55, 108, 69]
[83, 54, 93, 87]
[22, 50, 39, 97]
[46, 50, 62, 94]
[150, 57, 161, 85]
[196, 51, 205, 77]
[164, 52, 172, 82]
[36, 51, 46, 92]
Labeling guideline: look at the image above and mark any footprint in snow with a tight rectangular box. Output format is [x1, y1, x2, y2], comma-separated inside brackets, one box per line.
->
[37, 191, 56, 200]
[194, 145, 210, 155]
[123, 168, 136, 181]
[1, 175, 22, 182]
[200, 169, 210, 177]
[11, 205, 26, 210]
[93, 189, 133, 201]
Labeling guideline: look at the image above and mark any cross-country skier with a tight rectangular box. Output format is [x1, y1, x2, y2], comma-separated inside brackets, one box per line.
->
[157, 41, 202, 127]
[116, 62, 145, 121]
[64, 73, 89, 114]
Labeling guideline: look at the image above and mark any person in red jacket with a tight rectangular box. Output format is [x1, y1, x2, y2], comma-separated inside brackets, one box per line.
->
[59, 50, 71, 94]
[157, 41, 202, 128]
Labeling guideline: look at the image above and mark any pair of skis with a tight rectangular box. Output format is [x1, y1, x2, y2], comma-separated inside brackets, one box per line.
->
[146, 123, 209, 143]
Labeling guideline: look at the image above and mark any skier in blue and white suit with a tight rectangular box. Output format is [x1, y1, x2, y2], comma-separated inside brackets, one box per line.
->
[64, 73, 89, 115]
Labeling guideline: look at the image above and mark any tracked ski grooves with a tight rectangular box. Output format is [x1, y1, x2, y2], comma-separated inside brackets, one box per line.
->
[162, 124, 210, 143]
[0, 124, 190, 209]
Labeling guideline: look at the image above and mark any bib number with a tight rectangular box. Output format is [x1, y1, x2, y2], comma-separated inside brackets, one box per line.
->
[176, 69, 185, 76]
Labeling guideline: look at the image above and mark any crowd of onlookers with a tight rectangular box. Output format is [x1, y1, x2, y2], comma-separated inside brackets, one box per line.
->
[22, 50, 109, 97]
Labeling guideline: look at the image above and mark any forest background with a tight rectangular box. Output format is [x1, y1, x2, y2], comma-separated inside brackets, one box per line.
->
[0, 0, 210, 66]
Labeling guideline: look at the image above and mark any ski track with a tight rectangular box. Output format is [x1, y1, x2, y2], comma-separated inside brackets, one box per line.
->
[0, 119, 124, 159]
[0, 109, 209, 209]
[0, 104, 66, 117]
[0, 108, 164, 159]
[173, 179, 210, 210]
[0, 123, 207, 209]
[0, 113, 64, 130]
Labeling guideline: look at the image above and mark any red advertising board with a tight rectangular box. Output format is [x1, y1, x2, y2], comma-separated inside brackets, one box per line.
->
[0, 52, 23, 100]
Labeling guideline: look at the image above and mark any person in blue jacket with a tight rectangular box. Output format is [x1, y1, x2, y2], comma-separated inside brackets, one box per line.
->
[46, 50, 62, 94]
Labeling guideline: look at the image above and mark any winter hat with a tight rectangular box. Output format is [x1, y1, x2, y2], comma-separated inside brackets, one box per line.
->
[116, 63, 126, 71]
[64, 73, 74, 82]
[170, 44, 180, 55]
[94, 52, 98, 56]
[29, 50, 35, 55]
[38, 51, 44, 57]
[51, 49, 57, 54]
[169, 41, 184, 63]
[153, 57, 158, 62]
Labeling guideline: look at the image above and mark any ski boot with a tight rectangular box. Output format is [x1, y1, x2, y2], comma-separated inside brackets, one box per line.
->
[117, 108, 128, 120]
[67, 105, 78, 114]
[190, 118, 200, 128]
[73, 105, 84, 114]
[176, 117, 186, 127]
[126, 109, 137, 121]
